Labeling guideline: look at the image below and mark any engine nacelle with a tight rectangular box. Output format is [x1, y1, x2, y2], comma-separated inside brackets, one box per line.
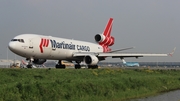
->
[33, 59, 46, 65]
[94, 34, 114, 46]
[95, 34, 105, 43]
[84, 55, 99, 65]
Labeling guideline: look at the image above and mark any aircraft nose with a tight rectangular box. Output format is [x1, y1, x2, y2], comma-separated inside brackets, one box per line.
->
[8, 42, 17, 52]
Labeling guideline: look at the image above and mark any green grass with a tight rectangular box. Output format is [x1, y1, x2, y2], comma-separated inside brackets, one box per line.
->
[0, 68, 180, 101]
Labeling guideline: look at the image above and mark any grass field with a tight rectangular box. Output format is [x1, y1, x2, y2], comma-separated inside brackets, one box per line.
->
[0, 68, 180, 101]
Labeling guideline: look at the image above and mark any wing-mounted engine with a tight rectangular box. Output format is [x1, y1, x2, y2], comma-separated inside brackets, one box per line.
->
[84, 55, 99, 65]
[33, 59, 46, 65]
[94, 34, 114, 46]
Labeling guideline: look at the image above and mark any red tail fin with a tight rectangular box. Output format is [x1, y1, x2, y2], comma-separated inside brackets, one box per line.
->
[103, 18, 113, 37]
[100, 18, 114, 47]
[94, 18, 115, 52]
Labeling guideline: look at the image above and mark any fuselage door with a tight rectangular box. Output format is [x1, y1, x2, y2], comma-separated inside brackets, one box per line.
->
[29, 39, 33, 49]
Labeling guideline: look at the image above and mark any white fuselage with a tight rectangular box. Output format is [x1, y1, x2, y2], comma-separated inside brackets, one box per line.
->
[9, 34, 103, 60]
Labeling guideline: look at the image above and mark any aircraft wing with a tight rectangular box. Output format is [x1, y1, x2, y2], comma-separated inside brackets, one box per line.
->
[98, 53, 168, 58]
[73, 52, 168, 58]
[73, 47, 175, 59]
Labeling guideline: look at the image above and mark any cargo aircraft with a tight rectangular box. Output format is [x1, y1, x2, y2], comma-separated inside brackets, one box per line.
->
[8, 18, 175, 69]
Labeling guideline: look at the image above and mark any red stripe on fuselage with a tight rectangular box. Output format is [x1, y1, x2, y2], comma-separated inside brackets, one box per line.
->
[46, 39, 49, 47]
[43, 39, 46, 47]
[39, 38, 44, 53]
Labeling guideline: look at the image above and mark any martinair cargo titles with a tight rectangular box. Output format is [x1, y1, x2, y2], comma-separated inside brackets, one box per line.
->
[8, 18, 175, 69]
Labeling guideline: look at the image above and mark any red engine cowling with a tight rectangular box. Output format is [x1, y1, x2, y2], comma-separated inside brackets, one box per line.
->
[94, 34, 114, 46]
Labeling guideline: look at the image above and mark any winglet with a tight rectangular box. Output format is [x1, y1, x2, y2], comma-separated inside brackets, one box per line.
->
[168, 47, 176, 57]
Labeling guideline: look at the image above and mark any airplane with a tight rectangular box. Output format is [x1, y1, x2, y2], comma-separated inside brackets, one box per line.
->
[122, 59, 140, 67]
[8, 18, 175, 69]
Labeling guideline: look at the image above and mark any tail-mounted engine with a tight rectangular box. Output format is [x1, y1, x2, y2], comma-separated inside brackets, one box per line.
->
[94, 34, 114, 46]
[84, 55, 99, 65]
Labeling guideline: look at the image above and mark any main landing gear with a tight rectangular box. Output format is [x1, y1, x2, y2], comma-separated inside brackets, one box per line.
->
[75, 61, 81, 69]
[55, 60, 66, 69]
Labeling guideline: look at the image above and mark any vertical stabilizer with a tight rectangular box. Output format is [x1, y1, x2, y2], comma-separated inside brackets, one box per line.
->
[103, 18, 113, 37]
[94, 18, 115, 52]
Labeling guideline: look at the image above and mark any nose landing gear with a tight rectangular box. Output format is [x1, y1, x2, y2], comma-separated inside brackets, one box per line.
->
[26, 58, 34, 68]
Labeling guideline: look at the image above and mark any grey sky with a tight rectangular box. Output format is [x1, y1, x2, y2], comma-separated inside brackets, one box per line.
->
[0, 0, 179, 62]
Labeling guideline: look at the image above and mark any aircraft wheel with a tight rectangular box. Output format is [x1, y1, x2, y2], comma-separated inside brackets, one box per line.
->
[61, 65, 66, 69]
[92, 65, 98, 69]
[75, 64, 81, 69]
[56, 64, 66, 69]
[27, 64, 33, 68]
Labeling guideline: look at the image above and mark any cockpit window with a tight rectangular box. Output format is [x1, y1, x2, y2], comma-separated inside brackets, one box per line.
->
[20, 39, 24, 43]
[11, 39, 24, 43]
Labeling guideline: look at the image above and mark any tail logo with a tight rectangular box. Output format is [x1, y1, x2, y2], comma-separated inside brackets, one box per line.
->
[39, 38, 49, 53]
